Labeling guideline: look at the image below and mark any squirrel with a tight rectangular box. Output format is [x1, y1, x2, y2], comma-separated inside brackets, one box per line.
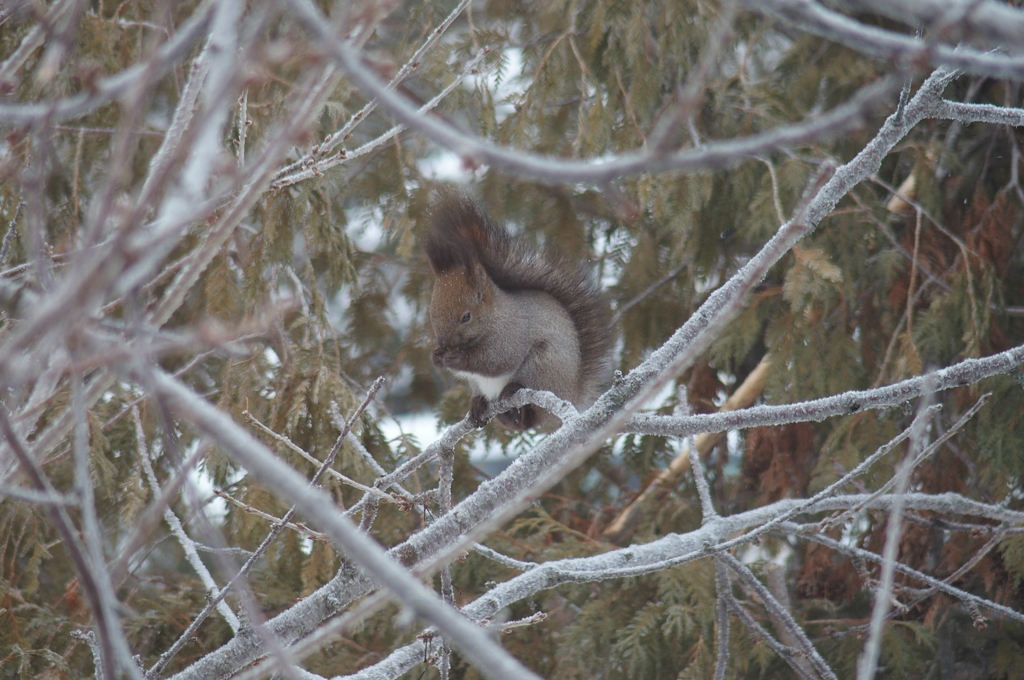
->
[424, 191, 613, 429]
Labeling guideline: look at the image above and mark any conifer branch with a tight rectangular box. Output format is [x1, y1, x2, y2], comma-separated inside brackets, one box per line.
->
[108, 443, 210, 587]
[868, 173, 970, 255]
[837, 525, 1012, 641]
[821, 396, 988, 533]
[610, 259, 690, 327]
[0, 26, 343, 482]
[0, 2, 272, 482]
[140, 376, 318, 680]
[0, 407, 140, 680]
[70, 374, 147, 680]
[152, 376, 386, 675]
[272, 0, 475, 188]
[211, 489, 327, 539]
[5, 2, 1024, 678]
[243, 379, 396, 506]
[272, 49, 490, 190]
[647, 0, 740, 153]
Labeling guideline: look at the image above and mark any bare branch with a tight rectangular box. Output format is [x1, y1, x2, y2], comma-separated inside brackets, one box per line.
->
[746, 0, 1024, 79]
[284, 0, 901, 185]
[0, 406, 142, 680]
[724, 553, 838, 680]
[0, 1, 218, 123]
[713, 559, 732, 680]
[335, 491, 1024, 680]
[833, 0, 1024, 49]
[135, 405, 242, 632]
[793, 525, 1024, 625]
[147, 368, 545, 680]
[626, 346, 1022, 438]
[857, 385, 933, 680]
[726, 595, 819, 680]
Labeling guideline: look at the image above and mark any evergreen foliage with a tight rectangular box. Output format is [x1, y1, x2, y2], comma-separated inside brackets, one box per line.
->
[0, 1, 1023, 679]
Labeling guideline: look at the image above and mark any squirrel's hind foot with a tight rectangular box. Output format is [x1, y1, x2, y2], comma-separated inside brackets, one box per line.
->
[495, 404, 539, 430]
[468, 388, 541, 430]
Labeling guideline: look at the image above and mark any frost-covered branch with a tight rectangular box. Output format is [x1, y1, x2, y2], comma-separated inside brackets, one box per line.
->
[723, 553, 837, 680]
[0, 1, 217, 123]
[147, 378, 383, 676]
[832, 0, 1024, 49]
[0, 407, 141, 680]
[726, 593, 818, 680]
[272, 0, 476, 189]
[340, 490, 1024, 680]
[148, 368, 544, 680]
[285, 0, 901, 185]
[747, 0, 1024, 79]
[626, 345, 1023, 437]
[713, 558, 732, 680]
[857, 388, 933, 680]
[3, 1, 1023, 678]
[792, 525, 1024, 625]
[377, 69, 967, 594]
[184, 71, 1014, 680]
[134, 406, 242, 634]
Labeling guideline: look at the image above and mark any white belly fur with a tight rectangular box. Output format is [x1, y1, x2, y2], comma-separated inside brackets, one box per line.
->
[453, 371, 513, 400]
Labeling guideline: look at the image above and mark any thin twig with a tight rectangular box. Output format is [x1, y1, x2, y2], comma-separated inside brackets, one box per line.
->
[135, 405, 241, 632]
[0, 408, 131, 680]
[857, 379, 933, 680]
[794, 525, 1024, 626]
[148, 368, 546, 680]
[713, 557, 732, 680]
[147, 376, 384, 676]
[726, 595, 819, 680]
[822, 395, 989, 533]
[723, 553, 838, 680]
[689, 436, 718, 522]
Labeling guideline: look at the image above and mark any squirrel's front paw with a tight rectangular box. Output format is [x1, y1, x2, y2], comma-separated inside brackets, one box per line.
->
[469, 396, 489, 427]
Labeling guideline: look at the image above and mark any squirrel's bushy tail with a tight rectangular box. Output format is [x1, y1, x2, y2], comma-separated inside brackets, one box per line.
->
[425, 190, 613, 398]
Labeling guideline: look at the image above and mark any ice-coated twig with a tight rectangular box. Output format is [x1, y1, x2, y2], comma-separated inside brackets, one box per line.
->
[135, 406, 241, 633]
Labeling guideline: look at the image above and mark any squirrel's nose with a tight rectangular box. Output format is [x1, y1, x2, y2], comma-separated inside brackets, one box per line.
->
[431, 347, 447, 368]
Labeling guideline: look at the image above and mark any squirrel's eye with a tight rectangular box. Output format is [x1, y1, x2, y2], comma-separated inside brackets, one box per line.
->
[460, 312, 471, 323]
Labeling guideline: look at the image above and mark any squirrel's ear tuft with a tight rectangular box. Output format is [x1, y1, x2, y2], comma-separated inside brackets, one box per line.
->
[424, 188, 495, 273]
[467, 261, 494, 302]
